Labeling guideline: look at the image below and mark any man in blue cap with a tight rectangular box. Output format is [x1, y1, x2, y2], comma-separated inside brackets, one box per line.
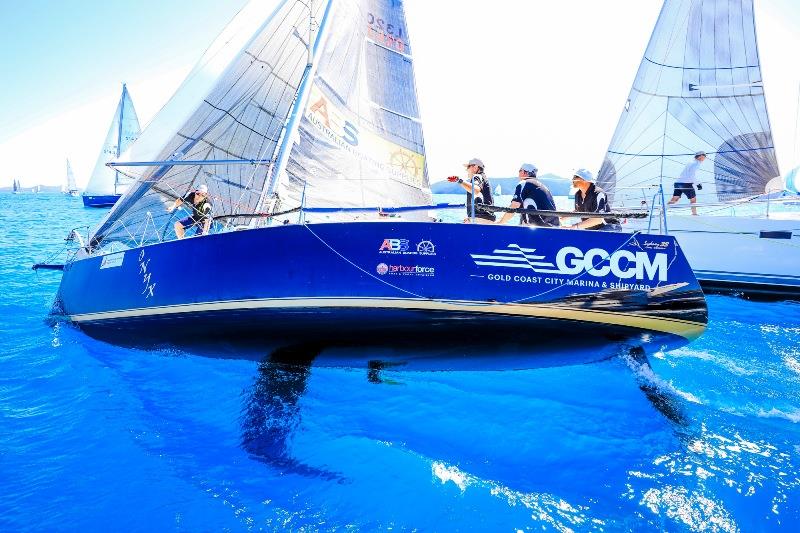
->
[569, 169, 620, 230]
[496, 163, 559, 227]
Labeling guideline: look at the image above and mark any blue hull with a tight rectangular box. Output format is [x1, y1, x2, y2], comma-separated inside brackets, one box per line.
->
[82, 194, 121, 208]
[55, 222, 707, 346]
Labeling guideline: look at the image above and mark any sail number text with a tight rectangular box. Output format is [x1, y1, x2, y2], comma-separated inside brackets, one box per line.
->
[367, 13, 406, 53]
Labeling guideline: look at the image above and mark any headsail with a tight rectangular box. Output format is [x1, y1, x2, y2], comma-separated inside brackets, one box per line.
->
[598, 0, 780, 208]
[84, 84, 141, 197]
[90, 0, 430, 250]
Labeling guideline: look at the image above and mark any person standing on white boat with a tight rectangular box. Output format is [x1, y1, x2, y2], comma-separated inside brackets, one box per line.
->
[168, 184, 213, 238]
[668, 151, 707, 216]
[447, 158, 496, 223]
[568, 169, 620, 231]
[496, 163, 559, 227]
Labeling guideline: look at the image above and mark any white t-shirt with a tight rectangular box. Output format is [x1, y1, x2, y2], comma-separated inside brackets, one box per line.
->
[678, 160, 702, 184]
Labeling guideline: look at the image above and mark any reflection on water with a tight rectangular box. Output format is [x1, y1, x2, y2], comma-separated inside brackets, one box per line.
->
[240, 343, 339, 479]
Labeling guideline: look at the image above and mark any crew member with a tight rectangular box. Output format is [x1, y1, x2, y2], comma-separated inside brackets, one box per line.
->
[568, 169, 620, 230]
[168, 184, 213, 238]
[447, 157, 496, 223]
[496, 163, 559, 227]
[668, 151, 707, 216]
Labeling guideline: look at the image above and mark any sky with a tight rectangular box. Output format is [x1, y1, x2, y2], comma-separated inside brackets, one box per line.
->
[1, 0, 799, 188]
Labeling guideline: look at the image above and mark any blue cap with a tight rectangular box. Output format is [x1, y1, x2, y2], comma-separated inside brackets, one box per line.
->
[519, 163, 538, 174]
[572, 168, 594, 182]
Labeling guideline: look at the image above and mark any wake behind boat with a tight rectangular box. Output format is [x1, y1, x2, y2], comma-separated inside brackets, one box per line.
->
[41, 0, 707, 349]
[598, 0, 800, 298]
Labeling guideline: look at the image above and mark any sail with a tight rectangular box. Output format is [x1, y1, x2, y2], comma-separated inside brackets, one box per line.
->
[84, 85, 141, 197]
[277, 0, 429, 220]
[90, 0, 429, 250]
[66, 159, 78, 193]
[598, 0, 780, 208]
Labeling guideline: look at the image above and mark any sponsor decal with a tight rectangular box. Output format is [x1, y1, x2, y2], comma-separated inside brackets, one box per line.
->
[100, 253, 124, 269]
[379, 238, 436, 256]
[305, 84, 425, 187]
[138, 250, 157, 299]
[471, 244, 668, 282]
[376, 262, 435, 277]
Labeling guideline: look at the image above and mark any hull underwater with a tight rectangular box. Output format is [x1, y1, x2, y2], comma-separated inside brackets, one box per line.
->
[55, 222, 708, 347]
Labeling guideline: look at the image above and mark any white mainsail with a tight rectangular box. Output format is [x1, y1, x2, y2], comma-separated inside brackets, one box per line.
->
[598, 0, 780, 209]
[83, 84, 141, 197]
[91, 0, 430, 249]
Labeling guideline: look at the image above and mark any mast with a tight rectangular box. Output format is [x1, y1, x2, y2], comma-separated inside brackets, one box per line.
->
[115, 84, 126, 194]
[257, 0, 334, 214]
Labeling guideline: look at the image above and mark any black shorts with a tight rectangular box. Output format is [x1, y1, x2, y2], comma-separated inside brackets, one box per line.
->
[672, 182, 696, 200]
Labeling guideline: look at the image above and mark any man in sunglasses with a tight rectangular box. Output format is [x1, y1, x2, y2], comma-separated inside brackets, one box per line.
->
[568, 169, 620, 231]
[496, 163, 559, 227]
[168, 183, 214, 238]
[447, 157, 496, 223]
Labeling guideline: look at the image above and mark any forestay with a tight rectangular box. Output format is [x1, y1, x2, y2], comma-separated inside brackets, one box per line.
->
[90, 0, 430, 251]
[84, 84, 141, 197]
[598, 0, 780, 209]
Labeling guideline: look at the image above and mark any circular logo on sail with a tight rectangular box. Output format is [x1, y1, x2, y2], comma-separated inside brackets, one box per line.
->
[376, 263, 389, 275]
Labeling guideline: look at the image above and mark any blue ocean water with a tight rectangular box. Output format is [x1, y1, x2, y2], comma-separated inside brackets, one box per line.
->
[2, 193, 800, 531]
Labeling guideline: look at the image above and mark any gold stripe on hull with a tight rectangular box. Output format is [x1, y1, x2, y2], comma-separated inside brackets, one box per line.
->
[68, 297, 706, 340]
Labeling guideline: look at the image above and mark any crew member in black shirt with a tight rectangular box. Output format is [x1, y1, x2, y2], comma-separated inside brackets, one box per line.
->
[568, 169, 620, 231]
[496, 163, 559, 227]
[169, 183, 213, 238]
[447, 157, 496, 223]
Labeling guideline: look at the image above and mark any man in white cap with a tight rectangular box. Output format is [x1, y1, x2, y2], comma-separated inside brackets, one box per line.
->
[668, 151, 707, 215]
[568, 169, 620, 230]
[447, 157, 496, 223]
[496, 163, 559, 227]
[168, 183, 213, 238]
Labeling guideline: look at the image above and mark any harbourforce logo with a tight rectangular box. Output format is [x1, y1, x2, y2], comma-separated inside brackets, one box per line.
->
[471, 244, 668, 281]
[376, 262, 435, 277]
[379, 238, 436, 255]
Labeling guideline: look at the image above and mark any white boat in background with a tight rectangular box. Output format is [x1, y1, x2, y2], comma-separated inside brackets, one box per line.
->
[64, 159, 79, 197]
[82, 84, 141, 208]
[598, 0, 800, 298]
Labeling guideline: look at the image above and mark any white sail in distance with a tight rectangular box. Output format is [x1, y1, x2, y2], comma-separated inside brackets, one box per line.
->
[84, 84, 141, 197]
[91, 0, 430, 249]
[598, 0, 780, 208]
[66, 159, 78, 193]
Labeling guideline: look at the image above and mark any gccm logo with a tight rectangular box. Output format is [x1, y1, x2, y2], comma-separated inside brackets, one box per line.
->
[556, 247, 668, 281]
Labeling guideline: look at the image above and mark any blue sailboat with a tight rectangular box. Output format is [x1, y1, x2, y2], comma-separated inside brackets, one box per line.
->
[82, 84, 141, 208]
[43, 0, 707, 348]
[12, 179, 21, 194]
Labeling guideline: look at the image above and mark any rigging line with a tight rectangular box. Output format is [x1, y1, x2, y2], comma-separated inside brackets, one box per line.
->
[509, 231, 649, 304]
[607, 128, 668, 177]
[302, 224, 429, 300]
[611, 158, 662, 187]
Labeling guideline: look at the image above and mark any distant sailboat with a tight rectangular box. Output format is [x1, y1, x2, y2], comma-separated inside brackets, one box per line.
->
[12, 179, 20, 194]
[494, 183, 502, 196]
[65, 159, 79, 197]
[82, 84, 141, 208]
[599, 0, 800, 298]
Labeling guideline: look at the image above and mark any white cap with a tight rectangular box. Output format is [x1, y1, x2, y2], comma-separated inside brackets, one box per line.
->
[572, 168, 594, 182]
[464, 158, 484, 168]
[519, 163, 538, 175]
[196, 184, 208, 194]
